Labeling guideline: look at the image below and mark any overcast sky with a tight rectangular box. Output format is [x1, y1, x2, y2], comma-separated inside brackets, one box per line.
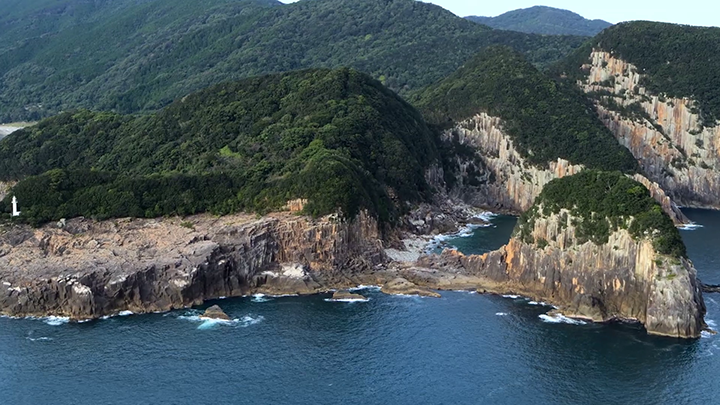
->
[279, 0, 719, 27]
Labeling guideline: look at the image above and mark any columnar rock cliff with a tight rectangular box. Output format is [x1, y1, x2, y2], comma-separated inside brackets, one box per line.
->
[416, 210, 706, 338]
[443, 113, 583, 212]
[579, 51, 720, 209]
[0, 212, 387, 320]
[442, 113, 688, 223]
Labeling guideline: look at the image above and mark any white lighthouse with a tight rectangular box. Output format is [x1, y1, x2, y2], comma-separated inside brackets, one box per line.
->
[11, 196, 20, 217]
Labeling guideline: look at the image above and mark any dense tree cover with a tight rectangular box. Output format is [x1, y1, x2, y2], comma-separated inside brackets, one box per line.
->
[0, 68, 439, 225]
[0, 0, 586, 122]
[516, 170, 686, 258]
[412, 46, 638, 172]
[554, 21, 720, 124]
[466, 6, 611, 36]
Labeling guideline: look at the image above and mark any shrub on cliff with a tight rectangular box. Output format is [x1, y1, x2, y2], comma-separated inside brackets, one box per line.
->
[516, 170, 687, 258]
[0, 68, 438, 225]
[412, 46, 639, 173]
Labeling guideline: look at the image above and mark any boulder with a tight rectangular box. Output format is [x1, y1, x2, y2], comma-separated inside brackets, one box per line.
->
[381, 277, 441, 298]
[201, 305, 230, 320]
[331, 290, 367, 301]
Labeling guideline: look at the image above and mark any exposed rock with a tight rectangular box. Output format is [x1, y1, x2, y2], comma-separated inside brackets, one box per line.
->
[381, 277, 441, 298]
[441, 113, 583, 213]
[436, 113, 688, 224]
[330, 290, 367, 301]
[413, 211, 706, 338]
[0, 211, 387, 320]
[579, 51, 720, 209]
[202, 305, 230, 320]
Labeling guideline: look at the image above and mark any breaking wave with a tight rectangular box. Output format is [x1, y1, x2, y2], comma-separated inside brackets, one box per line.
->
[539, 313, 587, 325]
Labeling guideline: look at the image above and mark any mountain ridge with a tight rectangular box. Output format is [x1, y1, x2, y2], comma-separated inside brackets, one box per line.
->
[466, 6, 611, 36]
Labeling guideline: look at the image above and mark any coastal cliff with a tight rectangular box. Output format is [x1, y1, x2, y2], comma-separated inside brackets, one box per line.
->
[578, 51, 720, 209]
[408, 171, 706, 338]
[416, 212, 705, 338]
[0, 212, 387, 320]
[442, 113, 688, 224]
[442, 113, 582, 212]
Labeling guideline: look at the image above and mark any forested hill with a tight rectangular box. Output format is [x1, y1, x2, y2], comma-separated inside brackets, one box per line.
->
[0, 69, 439, 225]
[554, 21, 720, 123]
[466, 6, 611, 36]
[0, 0, 585, 122]
[412, 46, 638, 173]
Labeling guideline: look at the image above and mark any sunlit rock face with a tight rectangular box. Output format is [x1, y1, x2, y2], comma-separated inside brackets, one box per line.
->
[439, 113, 688, 224]
[419, 210, 706, 338]
[579, 51, 720, 209]
[0, 212, 387, 320]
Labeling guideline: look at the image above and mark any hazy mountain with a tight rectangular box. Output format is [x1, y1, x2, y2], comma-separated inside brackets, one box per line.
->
[467, 6, 611, 36]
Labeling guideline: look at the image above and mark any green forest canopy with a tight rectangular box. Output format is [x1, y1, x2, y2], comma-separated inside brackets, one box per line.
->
[412, 46, 638, 173]
[516, 170, 686, 258]
[0, 68, 440, 225]
[0, 0, 586, 122]
[466, 6, 611, 37]
[555, 21, 720, 124]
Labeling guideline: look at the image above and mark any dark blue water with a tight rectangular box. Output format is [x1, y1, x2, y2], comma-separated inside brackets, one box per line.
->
[1, 211, 719, 405]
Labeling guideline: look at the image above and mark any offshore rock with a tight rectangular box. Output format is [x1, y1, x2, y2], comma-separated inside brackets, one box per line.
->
[202, 305, 230, 320]
[413, 211, 706, 338]
[0, 211, 387, 320]
[330, 290, 367, 301]
[578, 51, 720, 209]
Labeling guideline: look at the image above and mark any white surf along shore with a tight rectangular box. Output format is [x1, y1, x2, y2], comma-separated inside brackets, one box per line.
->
[384, 211, 497, 263]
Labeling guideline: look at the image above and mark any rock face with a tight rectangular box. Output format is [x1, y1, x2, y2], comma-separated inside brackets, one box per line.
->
[0, 211, 387, 320]
[578, 51, 720, 209]
[202, 305, 230, 320]
[416, 210, 706, 338]
[438, 113, 688, 224]
[442, 113, 583, 213]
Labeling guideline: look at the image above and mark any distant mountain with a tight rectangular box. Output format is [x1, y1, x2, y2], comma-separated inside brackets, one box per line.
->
[466, 6, 611, 36]
[0, 0, 585, 122]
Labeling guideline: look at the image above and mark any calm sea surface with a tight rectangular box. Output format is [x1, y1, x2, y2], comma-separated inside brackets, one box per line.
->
[0, 210, 719, 405]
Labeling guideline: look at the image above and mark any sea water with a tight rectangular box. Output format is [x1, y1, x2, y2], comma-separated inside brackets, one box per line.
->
[0, 211, 718, 404]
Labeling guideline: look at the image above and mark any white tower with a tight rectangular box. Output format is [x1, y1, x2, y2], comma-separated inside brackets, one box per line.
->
[11, 196, 20, 217]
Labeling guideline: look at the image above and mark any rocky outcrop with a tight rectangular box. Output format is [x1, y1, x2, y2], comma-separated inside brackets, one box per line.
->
[413, 210, 706, 338]
[330, 290, 367, 301]
[578, 51, 720, 209]
[0, 211, 387, 320]
[439, 113, 688, 224]
[201, 305, 230, 320]
[442, 113, 583, 213]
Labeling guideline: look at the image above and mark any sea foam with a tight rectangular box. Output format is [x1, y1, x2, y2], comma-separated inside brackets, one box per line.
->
[539, 313, 587, 325]
[679, 222, 704, 231]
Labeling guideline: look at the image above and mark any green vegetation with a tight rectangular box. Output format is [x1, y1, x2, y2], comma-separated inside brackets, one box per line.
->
[466, 6, 611, 36]
[555, 21, 720, 124]
[413, 46, 638, 172]
[0, 0, 586, 122]
[0, 68, 439, 225]
[516, 171, 687, 258]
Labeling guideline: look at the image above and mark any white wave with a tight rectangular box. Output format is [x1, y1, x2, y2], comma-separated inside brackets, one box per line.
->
[539, 313, 587, 325]
[178, 311, 265, 329]
[118, 310, 134, 316]
[679, 222, 703, 231]
[502, 294, 520, 299]
[528, 301, 554, 307]
[495, 312, 508, 316]
[324, 298, 370, 303]
[26, 336, 53, 342]
[349, 285, 381, 292]
[251, 294, 273, 303]
[267, 293, 298, 298]
[708, 319, 717, 328]
[702, 330, 716, 339]
[43, 316, 70, 326]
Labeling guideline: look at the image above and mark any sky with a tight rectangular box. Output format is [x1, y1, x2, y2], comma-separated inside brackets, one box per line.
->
[279, 0, 719, 28]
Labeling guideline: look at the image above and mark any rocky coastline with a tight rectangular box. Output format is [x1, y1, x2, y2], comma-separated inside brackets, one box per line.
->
[0, 199, 708, 339]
